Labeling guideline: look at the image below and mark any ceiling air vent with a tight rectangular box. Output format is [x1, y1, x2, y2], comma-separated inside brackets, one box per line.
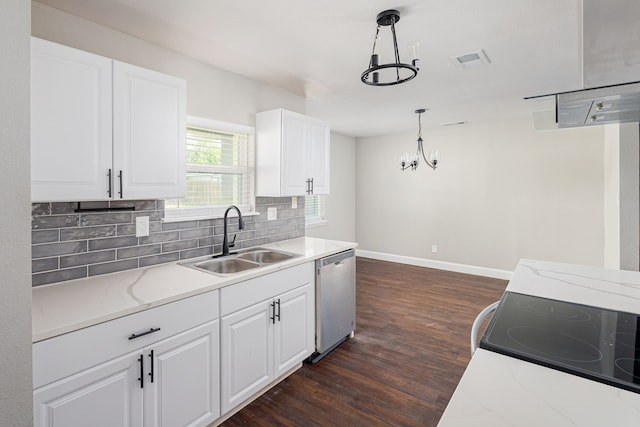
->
[449, 49, 491, 69]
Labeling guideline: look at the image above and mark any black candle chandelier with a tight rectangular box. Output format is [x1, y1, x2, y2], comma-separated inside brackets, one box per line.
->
[361, 9, 419, 86]
[400, 109, 439, 171]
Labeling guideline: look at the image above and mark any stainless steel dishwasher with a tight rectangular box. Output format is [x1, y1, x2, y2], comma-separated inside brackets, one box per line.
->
[309, 249, 356, 363]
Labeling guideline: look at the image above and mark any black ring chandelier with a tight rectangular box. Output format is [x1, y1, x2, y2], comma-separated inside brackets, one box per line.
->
[361, 9, 419, 86]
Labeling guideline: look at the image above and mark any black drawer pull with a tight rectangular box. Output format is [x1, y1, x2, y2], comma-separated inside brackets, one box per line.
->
[270, 301, 276, 324]
[148, 350, 155, 383]
[138, 354, 144, 389]
[107, 168, 112, 198]
[128, 327, 161, 340]
[118, 170, 123, 199]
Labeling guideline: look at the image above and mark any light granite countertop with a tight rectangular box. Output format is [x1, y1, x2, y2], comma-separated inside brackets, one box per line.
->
[438, 259, 640, 426]
[32, 237, 357, 342]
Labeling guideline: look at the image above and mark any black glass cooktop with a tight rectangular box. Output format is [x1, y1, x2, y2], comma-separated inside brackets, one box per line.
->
[479, 292, 640, 394]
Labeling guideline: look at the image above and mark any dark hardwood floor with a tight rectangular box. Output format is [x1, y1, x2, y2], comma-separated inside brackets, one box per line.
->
[220, 257, 508, 426]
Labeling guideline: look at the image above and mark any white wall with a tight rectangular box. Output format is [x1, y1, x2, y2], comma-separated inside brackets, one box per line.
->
[0, 0, 33, 425]
[356, 118, 605, 272]
[306, 132, 357, 242]
[604, 125, 621, 268]
[32, 2, 305, 127]
[604, 123, 640, 270]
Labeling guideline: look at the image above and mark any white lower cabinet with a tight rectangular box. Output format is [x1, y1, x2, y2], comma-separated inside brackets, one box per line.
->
[220, 263, 315, 414]
[144, 321, 220, 427]
[220, 300, 274, 412]
[33, 351, 143, 427]
[33, 292, 220, 427]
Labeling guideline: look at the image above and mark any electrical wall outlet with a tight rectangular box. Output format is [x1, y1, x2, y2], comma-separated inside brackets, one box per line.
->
[267, 207, 277, 221]
[291, 196, 297, 209]
[136, 216, 150, 237]
[431, 245, 438, 254]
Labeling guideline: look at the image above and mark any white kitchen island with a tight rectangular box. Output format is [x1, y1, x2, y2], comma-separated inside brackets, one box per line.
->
[438, 259, 640, 426]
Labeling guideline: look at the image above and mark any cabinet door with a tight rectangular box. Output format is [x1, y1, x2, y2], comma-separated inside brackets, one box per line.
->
[33, 351, 142, 427]
[31, 37, 113, 202]
[280, 110, 308, 196]
[307, 119, 331, 195]
[113, 61, 186, 200]
[220, 300, 273, 414]
[274, 283, 315, 377]
[144, 320, 219, 427]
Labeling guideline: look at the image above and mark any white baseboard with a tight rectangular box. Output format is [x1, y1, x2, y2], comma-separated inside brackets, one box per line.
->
[355, 249, 513, 280]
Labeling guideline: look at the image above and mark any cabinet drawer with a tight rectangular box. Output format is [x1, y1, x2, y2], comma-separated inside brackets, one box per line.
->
[33, 290, 218, 389]
[220, 262, 314, 317]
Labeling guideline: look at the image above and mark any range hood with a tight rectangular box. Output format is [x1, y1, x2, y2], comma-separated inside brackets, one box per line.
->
[526, 1, 640, 130]
[526, 81, 640, 129]
[555, 81, 640, 128]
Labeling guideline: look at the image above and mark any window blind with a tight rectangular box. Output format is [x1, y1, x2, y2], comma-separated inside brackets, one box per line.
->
[305, 194, 325, 224]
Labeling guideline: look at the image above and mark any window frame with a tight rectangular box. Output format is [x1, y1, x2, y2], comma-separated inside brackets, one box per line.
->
[164, 116, 255, 221]
[305, 194, 327, 228]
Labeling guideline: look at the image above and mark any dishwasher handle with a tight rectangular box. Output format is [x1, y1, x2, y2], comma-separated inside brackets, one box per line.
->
[318, 249, 354, 268]
[470, 301, 500, 356]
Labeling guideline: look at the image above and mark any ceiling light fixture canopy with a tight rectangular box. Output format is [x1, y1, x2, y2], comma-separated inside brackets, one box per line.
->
[400, 109, 439, 171]
[361, 9, 419, 86]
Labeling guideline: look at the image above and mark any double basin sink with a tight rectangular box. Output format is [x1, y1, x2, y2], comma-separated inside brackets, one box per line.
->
[180, 247, 300, 276]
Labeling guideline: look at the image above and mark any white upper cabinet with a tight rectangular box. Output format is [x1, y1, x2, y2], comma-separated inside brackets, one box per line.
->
[113, 61, 186, 200]
[307, 118, 331, 195]
[30, 38, 186, 202]
[31, 37, 113, 202]
[255, 109, 330, 196]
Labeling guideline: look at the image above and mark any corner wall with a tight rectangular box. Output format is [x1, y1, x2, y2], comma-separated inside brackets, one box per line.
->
[356, 118, 605, 272]
[0, 0, 33, 424]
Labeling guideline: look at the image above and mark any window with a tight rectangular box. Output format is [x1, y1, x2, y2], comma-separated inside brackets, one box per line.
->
[165, 117, 254, 220]
[305, 195, 326, 226]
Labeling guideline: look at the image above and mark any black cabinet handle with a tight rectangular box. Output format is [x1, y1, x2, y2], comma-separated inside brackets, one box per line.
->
[138, 354, 144, 389]
[118, 170, 123, 199]
[276, 299, 281, 322]
[107, 169, 112, 197]
[128, 327, 161, 340]
[270, 301, 275, 324]
[148, 350, 155, 383]
[310, 178, 314, 195]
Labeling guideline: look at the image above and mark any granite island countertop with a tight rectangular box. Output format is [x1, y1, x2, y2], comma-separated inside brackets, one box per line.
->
[32, 237, 357, 342]
[437, 259, 640, 426]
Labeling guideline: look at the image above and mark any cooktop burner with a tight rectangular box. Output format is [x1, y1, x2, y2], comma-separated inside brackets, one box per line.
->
[480, 292, 640, 394]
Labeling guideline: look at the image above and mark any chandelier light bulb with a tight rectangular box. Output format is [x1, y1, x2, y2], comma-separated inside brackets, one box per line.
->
[408, 40, 420, 70]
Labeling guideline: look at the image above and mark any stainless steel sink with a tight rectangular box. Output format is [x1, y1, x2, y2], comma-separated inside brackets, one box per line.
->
[236, 249, 296, 264]
[193, 258, 260, 274]
[181, 247, 300, 276]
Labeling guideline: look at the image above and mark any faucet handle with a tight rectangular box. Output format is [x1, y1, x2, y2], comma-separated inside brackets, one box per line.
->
[229, 234, 237, 248]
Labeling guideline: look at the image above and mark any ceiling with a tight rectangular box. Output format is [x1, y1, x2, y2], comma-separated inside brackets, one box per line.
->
[34, 0, 590, 137]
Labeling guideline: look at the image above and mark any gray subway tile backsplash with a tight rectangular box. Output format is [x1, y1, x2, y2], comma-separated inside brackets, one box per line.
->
[60, 225, 117, 241]
[117, 244, 162, 260]
[32, 229, 59, 244]
[31, 197, 305, 286]
[32, 215, 79, 230]
[89, 259, 139, 277]
[32, 267, 87, 287]
[32, 241, 87, 258]
[60, 251, 116, 268]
